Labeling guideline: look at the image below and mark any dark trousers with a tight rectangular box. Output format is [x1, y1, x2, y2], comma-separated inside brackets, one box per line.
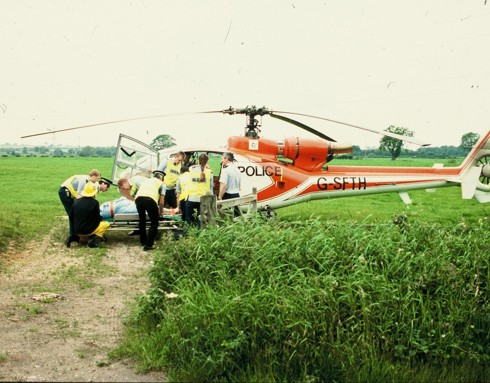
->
[179, 199, 187, 222]
[59, 187, 76, 237]
[165, 188, 177, 209]
[135, 196, 160, 248]
[185, 200, 201, 227]
[223, 192, 240, 217]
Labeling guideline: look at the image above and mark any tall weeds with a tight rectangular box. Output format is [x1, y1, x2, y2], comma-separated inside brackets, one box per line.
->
[116, 218, 489, 381]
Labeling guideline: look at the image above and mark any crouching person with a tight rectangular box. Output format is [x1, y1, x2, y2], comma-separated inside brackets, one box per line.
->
[67, 181, 110, 248]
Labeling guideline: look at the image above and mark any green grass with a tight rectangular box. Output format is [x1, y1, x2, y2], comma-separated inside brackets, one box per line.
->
[0, 352, 8, 363]
[53, 250, 116, 290]
[2, 156, 490, 381]
[331, 156, 464, 167]
[280, 188, 489, 227]
[282, 156, 488, 227]
[0, 157, 114, 255]
[0, 155, 483, 255]
[112, 220, 490, 382]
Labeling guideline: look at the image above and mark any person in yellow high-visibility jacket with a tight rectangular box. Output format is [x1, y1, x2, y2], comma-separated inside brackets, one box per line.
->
[59, 169, 101, 215]
[157, 151, 185, 209]
[184, 154, 213, 227]
[134, 170, 166, 251]
[176, 166, 191, 221]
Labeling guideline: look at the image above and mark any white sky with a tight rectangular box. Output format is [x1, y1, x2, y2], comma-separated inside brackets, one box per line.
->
[1, 0, 489, 149]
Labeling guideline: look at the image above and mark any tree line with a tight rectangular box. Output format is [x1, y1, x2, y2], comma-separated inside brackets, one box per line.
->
[0, 146, 116, 158]
[348, 144, 470, 160]
[374, 127, 479, 160]
[0, 130, 480, 159]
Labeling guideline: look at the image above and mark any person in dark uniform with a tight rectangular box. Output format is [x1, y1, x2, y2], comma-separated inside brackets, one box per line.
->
[66, 182, 110, 248]
[98, 177, 113, 192]
[59, 170, 110, 243]
[134, 170, 166, 251]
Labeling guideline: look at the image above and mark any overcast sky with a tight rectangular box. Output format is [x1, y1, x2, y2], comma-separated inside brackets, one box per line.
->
[1, 1, 489, 149]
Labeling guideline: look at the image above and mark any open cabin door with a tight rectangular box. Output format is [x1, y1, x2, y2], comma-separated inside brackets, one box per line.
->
[111, 134, 159, 182]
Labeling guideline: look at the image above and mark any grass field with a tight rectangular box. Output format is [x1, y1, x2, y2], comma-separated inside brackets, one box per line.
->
[1, 156, 487, 249]
[1, 155, 488, 259]
[0, 157, 114, 254]
[1, 156, 489, 382]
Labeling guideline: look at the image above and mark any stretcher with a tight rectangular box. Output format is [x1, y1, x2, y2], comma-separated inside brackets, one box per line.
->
[105, 213, 181, 231]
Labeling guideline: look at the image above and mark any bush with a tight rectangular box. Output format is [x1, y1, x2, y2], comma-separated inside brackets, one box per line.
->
[114, 219, 490, 382]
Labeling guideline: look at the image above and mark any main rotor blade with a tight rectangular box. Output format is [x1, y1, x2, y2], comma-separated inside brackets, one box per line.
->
[20, 110, 222, 139]
[269, 113, 336, 142]
[273, 111, 431, 146]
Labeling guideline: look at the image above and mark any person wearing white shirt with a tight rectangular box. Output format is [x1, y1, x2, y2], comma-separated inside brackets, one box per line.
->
[218, 152, 242, 217]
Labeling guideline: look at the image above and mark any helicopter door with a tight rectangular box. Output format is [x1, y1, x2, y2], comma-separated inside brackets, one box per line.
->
[111, 134, 159, 182]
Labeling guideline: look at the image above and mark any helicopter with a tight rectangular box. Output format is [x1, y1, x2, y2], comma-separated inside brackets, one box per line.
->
[105, 106, 490, 214]
[22, 105, 490, 214]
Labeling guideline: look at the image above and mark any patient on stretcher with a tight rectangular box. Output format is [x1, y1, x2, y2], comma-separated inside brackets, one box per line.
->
[100, 197, 137, 219]
[100, 197, 178, 220]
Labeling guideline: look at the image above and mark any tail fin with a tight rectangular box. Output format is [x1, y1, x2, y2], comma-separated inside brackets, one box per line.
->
[456, 130, 490, 201]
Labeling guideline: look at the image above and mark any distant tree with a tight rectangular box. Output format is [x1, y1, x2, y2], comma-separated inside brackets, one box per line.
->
[416, 145, 460, 158]
[460, 132, 480, 152]
[38, 146, 49, 154]
[352, 145, 362, 157]
[379, 126, 414, 160]
[95, 147, 116, 157]
[150, 134, 176, 151]
[79, 146, 96, 157]
[53, 148, 63, 157]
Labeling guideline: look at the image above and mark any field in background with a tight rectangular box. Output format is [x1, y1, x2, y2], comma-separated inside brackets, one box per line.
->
[0, 157, 114, 255]
[1, 156, 488, 255]
[332, 156, 464, 167]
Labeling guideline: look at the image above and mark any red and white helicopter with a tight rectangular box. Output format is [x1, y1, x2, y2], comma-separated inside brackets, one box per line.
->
[107, 106, 490, 214]
[22, 105, 490, 214]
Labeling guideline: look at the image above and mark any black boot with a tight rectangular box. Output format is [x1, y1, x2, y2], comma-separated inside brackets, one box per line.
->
[64, 235, 79, 248]
[87, 235, 102, 248]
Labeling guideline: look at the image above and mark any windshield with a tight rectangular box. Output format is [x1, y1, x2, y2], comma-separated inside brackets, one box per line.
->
[111, 134, 159, 181]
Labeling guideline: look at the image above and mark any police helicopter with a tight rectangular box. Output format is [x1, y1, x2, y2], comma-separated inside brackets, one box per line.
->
[22, 105, 490, 215]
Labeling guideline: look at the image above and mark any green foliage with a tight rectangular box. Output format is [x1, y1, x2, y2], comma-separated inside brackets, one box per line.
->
[281, 188, 488, 227]
[115, 219, 490, 382]
[460, 132, 481, 151]
[78, 146, 96, 157]
[2, 156, 490, 381]
[351, 144, 469, 159]
[150, 134, 176, 151]
[0, 145, 116, 158]
[379, 126, 414, 160]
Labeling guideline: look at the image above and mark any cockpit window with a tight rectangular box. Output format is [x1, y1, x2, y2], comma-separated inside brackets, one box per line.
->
[207, 152, 222, 175]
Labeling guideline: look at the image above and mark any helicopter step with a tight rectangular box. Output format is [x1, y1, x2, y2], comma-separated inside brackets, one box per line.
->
[200, 188, 258, 227]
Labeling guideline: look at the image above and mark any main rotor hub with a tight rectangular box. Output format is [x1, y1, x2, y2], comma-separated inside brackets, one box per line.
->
[223, 105, 271, 139]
